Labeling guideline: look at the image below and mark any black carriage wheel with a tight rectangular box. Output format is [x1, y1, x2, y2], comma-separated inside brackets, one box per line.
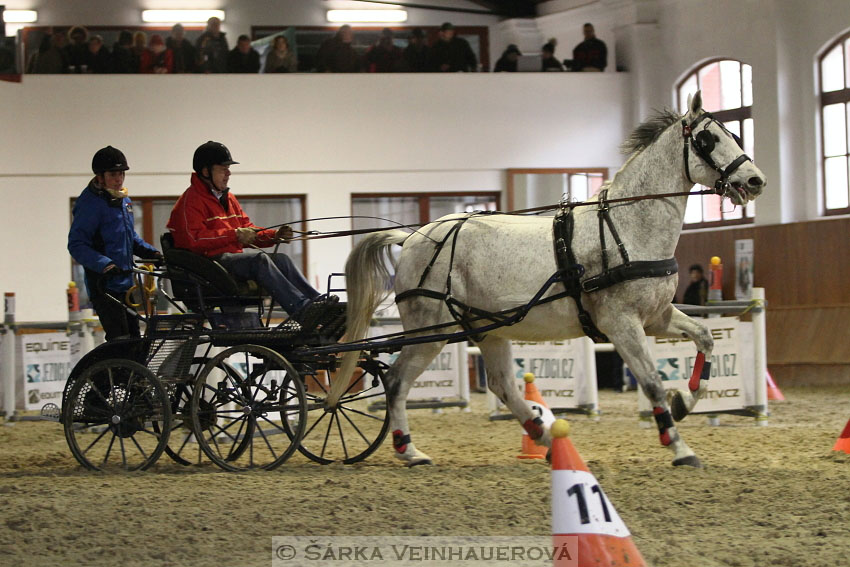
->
[156, 358, 252, 466]
[190, 345, 307, 471]
[62, 359, 171, 472]
[292, 357, 390, 465]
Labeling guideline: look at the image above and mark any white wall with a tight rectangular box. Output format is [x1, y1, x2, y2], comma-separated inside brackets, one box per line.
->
[0, 73, 629, 321]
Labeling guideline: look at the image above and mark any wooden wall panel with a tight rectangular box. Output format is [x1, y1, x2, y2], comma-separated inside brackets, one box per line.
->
[675, 218, 850, 308]
[674, 217, 850, 383]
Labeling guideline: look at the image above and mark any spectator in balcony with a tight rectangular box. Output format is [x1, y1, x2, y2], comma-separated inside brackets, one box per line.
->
[111, 30, 135, 74]
[494, 44, 521, 72]
[196, 16, 229, 73]
[264, 35, 297, 73]
[402, 28, 428, 72]
[140, 34, 174, 74]
[227, 35, 261, 73]
[571, 23, 607, 72]
[86, 35, 112, 74]
[64, 26, 89, 73]
[541, 41, 564, 72]
[316, 24, 360, 73]
[364, 28, 403, 73]
[168, 24, 197, 73]
[131, 31, 148, 72]
[27, 30, 68, 74]
[428, 22, 477, 72]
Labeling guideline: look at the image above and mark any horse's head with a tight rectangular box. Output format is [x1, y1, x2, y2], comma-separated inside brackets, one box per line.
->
[683, 90, 766, 206]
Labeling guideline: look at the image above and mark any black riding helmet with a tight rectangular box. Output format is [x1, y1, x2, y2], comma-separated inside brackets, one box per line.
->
[92, 146, 129, 175]
[193, 141, 239, 178]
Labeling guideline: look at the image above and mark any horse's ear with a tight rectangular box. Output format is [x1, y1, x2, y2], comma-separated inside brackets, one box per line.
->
[688, 90, 703, 115]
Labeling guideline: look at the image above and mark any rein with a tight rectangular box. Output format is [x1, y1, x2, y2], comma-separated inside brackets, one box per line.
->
[265, 187, 717, 243]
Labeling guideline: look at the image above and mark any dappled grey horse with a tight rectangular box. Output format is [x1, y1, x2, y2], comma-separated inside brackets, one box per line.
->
[331, 91, 766, 468]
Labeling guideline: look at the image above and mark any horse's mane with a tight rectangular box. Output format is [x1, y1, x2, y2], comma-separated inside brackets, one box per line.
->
[620, 108, 682, 156]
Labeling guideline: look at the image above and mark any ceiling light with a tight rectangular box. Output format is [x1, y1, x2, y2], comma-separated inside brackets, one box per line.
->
[326, 10, 407, 24]
[141, 10, 225, 24]
[3, 10, 38, 23]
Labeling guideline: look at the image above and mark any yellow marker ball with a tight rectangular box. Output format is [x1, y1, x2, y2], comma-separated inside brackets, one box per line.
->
[551, 419, 570, 438]
[523, 372, 535, 383]
[710, 256, 721, 265]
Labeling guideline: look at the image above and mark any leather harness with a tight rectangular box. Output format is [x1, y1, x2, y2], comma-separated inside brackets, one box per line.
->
[395, 203, 677, 343]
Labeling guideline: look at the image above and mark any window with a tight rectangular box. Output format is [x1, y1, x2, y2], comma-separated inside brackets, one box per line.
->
[819, 33, 850, 214]
[351, 192, 501, 245]
[677, 60, 755, 227]
[506, 169, 607, 214]
[69, 194, 306, 310]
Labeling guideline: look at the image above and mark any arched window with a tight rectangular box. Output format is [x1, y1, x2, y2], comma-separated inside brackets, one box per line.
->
[676, 59, 755, 227]
[819, 33, 850, 215]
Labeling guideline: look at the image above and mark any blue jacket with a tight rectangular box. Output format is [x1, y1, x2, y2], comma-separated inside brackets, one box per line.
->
[68, 182, 160, 296]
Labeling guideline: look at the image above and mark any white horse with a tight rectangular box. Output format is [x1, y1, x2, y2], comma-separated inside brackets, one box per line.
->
[331, 92, 766, 468]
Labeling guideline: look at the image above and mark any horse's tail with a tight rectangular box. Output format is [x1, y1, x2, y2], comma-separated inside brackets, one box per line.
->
[327, 229, 410, 407]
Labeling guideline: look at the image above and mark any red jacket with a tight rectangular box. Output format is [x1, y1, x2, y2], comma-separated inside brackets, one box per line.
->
[167, 173, 277, 257]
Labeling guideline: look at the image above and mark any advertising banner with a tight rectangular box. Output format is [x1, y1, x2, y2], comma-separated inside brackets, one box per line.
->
[371, 324, 465, 401]
[22, 332, 72, 411]
[511, 338, 593, 411]
[638, 317, 755, 414]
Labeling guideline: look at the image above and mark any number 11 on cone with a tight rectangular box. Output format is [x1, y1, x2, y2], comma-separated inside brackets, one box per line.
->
[552, 471, 630, 537]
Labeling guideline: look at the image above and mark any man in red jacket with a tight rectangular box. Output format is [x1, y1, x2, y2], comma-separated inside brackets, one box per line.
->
[167, 141, 334, 326]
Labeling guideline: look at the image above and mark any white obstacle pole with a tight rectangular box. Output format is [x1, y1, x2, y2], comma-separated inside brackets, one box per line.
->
[2, 293, 16, 420]
[581, 336, 600, 419]
[751, 287, 769, 426]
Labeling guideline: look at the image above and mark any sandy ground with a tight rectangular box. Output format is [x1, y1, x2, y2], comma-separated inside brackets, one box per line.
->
[0, 386, 849, 567]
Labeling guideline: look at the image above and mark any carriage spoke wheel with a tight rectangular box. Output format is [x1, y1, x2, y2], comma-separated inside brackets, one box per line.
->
[62, 359, 171, 472]
[190, 345, 307, 471]
[156, 358, 251, 466]
[293, 357, 390, 464]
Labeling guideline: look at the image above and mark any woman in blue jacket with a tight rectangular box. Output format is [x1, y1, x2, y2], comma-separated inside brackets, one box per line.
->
[68, 146, 162, 340]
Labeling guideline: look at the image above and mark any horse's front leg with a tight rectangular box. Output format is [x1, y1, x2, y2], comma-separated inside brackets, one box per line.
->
[383, 341, 445, 466]
[645, 306, 714, 421]
[477, 337, 549, 449]
[606, 318, 702, 467]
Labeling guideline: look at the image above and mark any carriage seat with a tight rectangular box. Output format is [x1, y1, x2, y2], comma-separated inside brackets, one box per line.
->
[160, 232, 268, 311]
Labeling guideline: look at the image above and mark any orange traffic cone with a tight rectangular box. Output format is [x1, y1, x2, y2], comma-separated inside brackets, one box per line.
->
[766, 369, 785, 401]
[832, 419, 850, 453]
[550, 419, 646, 567]
[518, 373, 553, 460]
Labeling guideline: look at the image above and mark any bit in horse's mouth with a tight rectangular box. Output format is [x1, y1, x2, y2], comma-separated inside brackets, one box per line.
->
[730, 182, 749, 203]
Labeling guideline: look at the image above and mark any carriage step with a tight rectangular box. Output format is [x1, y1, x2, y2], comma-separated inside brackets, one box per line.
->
[38, 403, 61, 422]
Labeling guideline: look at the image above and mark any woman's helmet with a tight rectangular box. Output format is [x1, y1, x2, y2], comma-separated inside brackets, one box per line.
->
[92, 146, 129, 175]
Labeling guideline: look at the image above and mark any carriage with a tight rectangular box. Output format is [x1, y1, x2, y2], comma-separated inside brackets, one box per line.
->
[60, 246, 391, 472]
[60, 93, 768, 472]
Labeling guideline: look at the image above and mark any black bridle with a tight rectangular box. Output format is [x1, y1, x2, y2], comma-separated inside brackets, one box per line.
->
[682, 112, 753, 196]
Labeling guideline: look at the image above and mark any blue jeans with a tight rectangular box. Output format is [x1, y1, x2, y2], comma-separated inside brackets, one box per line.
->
[217, 252, 319, 314]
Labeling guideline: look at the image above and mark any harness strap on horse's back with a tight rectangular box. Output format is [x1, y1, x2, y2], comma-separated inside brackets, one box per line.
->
[553, 207, 609, 343]
[553, 197, 678, 343]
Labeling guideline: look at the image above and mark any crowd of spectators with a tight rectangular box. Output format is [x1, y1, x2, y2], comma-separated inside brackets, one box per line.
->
[23, 18, 607, 75]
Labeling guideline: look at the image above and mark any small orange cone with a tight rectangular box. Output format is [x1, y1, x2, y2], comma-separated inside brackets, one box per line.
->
[550, 419, 646, 567]
[518, 373, 553, 460]
[766, 369, 785, 401]
[832, 419, 850, 453]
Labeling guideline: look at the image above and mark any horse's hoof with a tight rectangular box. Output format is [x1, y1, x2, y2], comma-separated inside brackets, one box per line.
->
[672, 455, 703, 468]
[407, 459, 433, 467]
[670, 392, 689, 422]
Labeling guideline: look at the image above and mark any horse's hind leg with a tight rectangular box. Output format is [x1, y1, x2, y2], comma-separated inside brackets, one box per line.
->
[477, 337, 548, 449]
[383, 341, 445, 466]
[645, 306, 714, 421]
[607, 319, 702, 467]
